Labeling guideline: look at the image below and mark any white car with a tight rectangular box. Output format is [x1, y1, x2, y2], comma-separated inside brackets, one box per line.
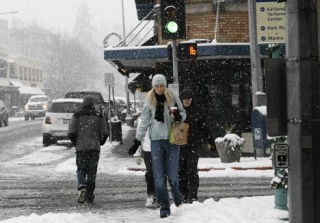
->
[24, 95, 50, 121]
[42, 98, 83, 147]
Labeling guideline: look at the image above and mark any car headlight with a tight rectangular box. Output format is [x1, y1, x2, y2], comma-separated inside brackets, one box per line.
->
[43, 104, 48, 110]
[25, 105, 29, 111]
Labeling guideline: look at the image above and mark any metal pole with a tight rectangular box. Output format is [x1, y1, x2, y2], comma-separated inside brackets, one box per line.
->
[121, 0, 131, 117]
[248, 0, 263, 108]
[0, 11, 18, 15]
[108, 86, 112, 143]
[121, 0, 126, 46]
[125, 76, 130, 116]
[172, 40, 178, 84]
[286, 0, 320, 222]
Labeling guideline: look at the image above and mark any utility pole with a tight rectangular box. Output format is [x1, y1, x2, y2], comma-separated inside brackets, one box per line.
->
[286, 1, 320, 222]
[0, 11, 18, 15]
[248, 0, 263, 108]
[172, 40, 178, 84]
[121, 0, 131, 117]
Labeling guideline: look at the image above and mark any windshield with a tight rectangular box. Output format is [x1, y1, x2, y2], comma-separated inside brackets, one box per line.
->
[29, 97, 48, 103]
[48, 102, 82, 113]
[65, 93, 102, 104]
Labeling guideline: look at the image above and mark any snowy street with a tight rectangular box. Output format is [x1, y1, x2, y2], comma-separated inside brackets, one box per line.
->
[0, 118, 289, 222]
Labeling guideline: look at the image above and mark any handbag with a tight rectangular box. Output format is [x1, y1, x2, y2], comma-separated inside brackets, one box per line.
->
[169, 122, 189, 145]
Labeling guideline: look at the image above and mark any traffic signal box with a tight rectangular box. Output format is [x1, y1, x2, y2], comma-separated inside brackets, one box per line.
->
[265, 58, 287, 136]
[160, 0, 186, 40]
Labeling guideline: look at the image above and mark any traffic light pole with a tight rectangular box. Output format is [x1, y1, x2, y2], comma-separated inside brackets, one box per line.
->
[248, 0, 263, 108]
[172, 40, 178, 84]
[286, 1, 320, 222]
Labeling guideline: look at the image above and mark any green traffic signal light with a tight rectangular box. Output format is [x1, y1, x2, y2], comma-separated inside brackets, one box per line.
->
[160, 0, 186, 40]
[165, 21, 178, 33]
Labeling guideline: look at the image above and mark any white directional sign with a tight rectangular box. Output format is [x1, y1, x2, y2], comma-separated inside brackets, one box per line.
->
[105, 73, 115, 87]
[273, 144, 289, 169]
[256, 0, 286, 44]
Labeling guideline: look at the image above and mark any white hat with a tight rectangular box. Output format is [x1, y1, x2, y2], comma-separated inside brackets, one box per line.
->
[152, 74, 167, 86]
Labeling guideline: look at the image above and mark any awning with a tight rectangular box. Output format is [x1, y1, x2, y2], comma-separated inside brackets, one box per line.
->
[104, 43, 267, 61]
[128, 72, 152, 93]
[104, 42, 271, 72]
[10, 80, 45, 95]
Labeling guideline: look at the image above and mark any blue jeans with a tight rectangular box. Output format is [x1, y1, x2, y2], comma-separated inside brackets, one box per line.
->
[76, 150, 100, 200]
[151, 139, 183, 214]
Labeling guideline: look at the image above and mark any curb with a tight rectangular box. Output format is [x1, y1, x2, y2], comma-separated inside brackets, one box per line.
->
[127, 166, 273, 172]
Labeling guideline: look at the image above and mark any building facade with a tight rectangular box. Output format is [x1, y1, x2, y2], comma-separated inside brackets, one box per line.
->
[105, 0, 277, 155]
[0, 20, 46, 113]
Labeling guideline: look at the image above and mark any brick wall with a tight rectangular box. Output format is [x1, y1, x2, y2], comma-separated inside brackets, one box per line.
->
[159, 0, 249, 44]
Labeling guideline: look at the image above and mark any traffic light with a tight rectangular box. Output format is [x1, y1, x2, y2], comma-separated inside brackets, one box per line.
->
[177, 42, 198, 60]
[160, 0, 186, 40]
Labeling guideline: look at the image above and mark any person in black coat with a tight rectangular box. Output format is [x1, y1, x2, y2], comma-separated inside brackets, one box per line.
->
[69, 95, 109, 204]
[179, 89, 216, 203]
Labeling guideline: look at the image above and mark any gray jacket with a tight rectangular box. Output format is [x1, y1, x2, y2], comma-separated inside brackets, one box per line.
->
[136, 93, 186, 142]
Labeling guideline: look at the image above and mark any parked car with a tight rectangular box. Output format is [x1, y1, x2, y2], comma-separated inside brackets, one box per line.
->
[114, 96, 127, 108]
[64, 91, 108, 120]
[0, 100, 9, 127]
[105, 98, 131, 119]
[24, 95, 50, 121]
[42, 98, 83, 147]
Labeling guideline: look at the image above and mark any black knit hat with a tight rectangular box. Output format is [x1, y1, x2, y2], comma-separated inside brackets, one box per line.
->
[83, 95, 94, 107]
[180, 89, 193, 99]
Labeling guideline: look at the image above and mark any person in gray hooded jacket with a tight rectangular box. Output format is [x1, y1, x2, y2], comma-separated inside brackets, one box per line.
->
[128, 74, 186, 218]
[69, 95, 108, 204]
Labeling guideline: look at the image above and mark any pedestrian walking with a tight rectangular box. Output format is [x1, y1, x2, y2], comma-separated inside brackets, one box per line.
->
[133, 126, 157, 208]
[69, 95, 109, 204]
[179, 89, 216, 203]
[128, 74, 186, 218]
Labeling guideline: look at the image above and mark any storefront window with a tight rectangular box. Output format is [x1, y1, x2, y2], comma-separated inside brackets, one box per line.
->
[32, 69, 35, 81]
[9, 63, 15, 78]
[19, 66, 23, 80]
[24, 67, 27, 80]
[0, 59, 8, 78]
[28, 68, 31, 81]
[39, 71, 43, 82]
[36, 70, 39, 82]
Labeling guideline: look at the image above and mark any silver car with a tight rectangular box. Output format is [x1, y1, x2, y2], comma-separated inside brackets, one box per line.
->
[0, 100, 8, 127]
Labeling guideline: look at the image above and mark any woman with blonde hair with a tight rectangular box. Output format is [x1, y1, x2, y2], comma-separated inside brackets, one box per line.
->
[128, 74, 186, 218]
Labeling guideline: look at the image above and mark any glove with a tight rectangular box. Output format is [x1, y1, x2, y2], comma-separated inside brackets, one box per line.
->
[100, 134, 109, 145]
[128, 139, 141, 155]
[173, 109, 182, 122]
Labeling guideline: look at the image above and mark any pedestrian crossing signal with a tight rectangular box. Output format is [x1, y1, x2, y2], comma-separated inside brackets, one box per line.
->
[177, 42, 198, 60]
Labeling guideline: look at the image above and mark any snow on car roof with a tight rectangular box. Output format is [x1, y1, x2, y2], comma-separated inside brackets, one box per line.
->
[30, 95, 49, 98]
[52, 98, 83, 103]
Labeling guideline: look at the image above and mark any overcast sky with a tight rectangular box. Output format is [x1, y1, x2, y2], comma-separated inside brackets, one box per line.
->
[1, 0, 141, 44]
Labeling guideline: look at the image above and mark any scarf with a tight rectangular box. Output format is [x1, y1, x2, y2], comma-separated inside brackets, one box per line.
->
[154, 93, 166, 123]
